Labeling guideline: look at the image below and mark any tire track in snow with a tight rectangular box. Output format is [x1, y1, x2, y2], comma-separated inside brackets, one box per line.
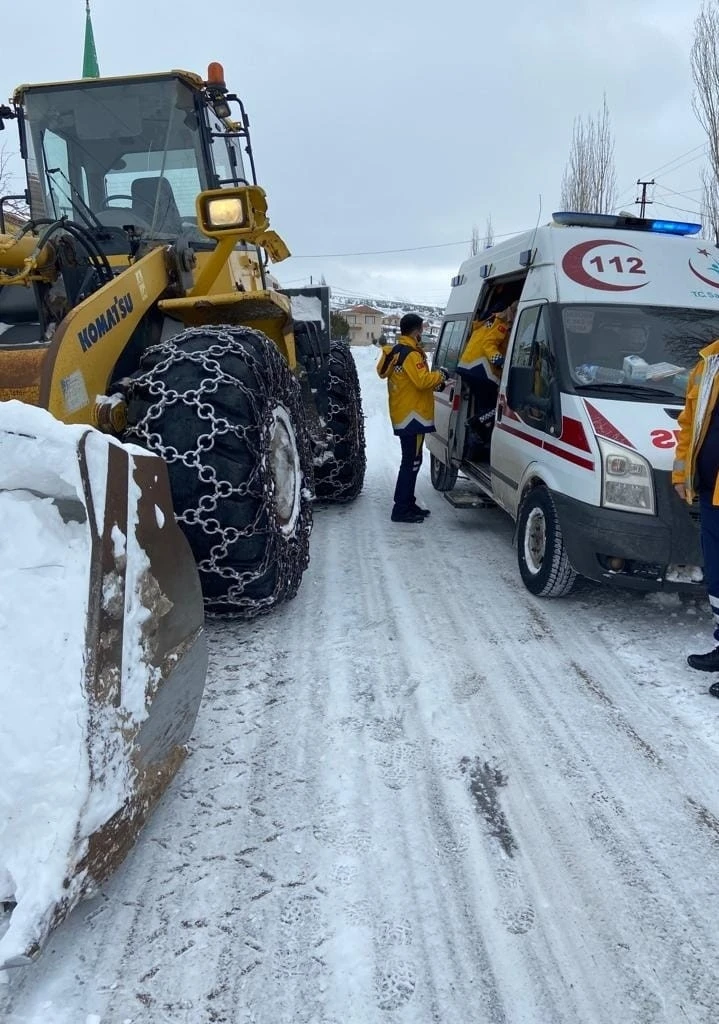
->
[416, 515, 719, 1023]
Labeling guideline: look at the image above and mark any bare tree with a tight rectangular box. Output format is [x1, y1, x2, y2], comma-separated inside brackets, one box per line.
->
[0, 143, 28, 228]
[483, 215, 494, 249]
[691, 2, 719, 241]
[560, 95, 617, 213]
[469, 224, 480, 256]
[701, 166, 719, 244]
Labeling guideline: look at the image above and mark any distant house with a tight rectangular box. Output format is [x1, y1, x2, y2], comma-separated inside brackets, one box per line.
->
[340, 304, 385, 346]
[381, 313, 403, 330]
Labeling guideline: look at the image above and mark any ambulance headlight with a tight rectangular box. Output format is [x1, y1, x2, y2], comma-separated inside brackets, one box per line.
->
[598, 438, 655, 515]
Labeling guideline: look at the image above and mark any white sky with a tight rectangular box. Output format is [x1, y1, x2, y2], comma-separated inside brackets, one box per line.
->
[0, 0, 710, 306]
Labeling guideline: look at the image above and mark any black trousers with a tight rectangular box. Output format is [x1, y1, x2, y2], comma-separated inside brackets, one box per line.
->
[699, 491, 719, 641]
[393, 434, 424, 514]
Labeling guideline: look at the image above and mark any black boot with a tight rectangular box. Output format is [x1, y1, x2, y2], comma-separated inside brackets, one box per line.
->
[411, 504, 431, 517]
[709, 680, 719, 698]
[391, 508, 425, 523]
[687, 647, 719, 672]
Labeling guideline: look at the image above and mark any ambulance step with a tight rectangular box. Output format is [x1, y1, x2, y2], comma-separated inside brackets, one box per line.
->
[443, 489, 495, 509]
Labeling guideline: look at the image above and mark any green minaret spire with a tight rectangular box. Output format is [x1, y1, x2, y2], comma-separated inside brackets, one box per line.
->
[82, 0, 100, 79]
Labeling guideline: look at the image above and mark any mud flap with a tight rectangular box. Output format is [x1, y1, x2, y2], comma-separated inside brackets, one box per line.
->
[0, 404, 207, 968]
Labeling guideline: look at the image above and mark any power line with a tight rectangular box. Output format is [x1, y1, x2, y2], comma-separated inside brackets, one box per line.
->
[614, 142, 709, 210]
[653, 182, 702, 205]
[289, 226, 531, 259]
[642, 142, 707, 179]
[651, 199, 704, 218]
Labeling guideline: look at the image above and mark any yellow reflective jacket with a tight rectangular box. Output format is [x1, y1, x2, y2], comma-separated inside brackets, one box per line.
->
[376, 335, 444, 435]
[672, 338, 719, 504]
[457, 316, 510, 383]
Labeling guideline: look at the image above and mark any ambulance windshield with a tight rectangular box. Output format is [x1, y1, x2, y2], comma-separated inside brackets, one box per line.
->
[561, 304, 719, 399]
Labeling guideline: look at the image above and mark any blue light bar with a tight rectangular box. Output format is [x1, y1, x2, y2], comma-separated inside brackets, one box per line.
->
[648, 219, 702, 236]
[552, 211, 702, 236]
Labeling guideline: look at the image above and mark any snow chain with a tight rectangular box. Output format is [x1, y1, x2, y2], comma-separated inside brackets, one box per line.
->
[123, 325, 312, 618]
[313, 344, 366, 501]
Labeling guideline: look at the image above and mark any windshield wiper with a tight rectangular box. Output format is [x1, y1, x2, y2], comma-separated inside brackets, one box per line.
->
[575, 382, 681, 400]
[46, 165, 105, 234]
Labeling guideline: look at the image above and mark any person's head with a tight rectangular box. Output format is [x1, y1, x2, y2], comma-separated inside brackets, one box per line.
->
[400, 313, 424, 341]
[497, 300, 519, 325]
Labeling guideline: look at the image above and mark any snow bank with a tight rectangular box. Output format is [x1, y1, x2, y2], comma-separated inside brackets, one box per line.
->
[0, 401, 159, 967]
[0, 404, 94, 965]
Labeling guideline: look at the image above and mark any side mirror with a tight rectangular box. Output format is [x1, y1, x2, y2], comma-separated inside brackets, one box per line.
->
[506, 365, 534, 411]
[0, 105, 13, 132]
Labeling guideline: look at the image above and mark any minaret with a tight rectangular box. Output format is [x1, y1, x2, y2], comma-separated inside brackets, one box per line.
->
[82, 0, 100, 79]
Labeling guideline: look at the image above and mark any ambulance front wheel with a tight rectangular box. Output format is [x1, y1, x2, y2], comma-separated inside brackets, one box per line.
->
[517, 486, 577, 597]
[430, 453, 458, 492]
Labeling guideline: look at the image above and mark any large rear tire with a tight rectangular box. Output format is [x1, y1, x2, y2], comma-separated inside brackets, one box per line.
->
[124, 325, 313, 618]
[313, 342, 366, 501]
[516, 485, 576, 597]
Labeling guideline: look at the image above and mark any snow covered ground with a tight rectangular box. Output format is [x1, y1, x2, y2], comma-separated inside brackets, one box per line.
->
[3, 345, 719, 1023]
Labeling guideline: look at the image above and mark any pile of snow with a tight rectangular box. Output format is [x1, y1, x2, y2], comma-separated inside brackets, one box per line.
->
[0, 404, 94, 965]
[0, 401, 157, 968]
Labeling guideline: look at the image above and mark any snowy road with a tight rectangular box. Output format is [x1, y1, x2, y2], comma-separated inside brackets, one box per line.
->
[4, 346, 719, 1024]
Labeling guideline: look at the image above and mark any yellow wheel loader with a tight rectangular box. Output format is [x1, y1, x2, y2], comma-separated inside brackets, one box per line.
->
[0, 63, 365, 968]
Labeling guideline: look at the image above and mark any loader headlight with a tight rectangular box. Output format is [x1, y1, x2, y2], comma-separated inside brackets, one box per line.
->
[204, 196, 247, 229]
[197, 185, 270, 239]
[598, 437, 655, 515]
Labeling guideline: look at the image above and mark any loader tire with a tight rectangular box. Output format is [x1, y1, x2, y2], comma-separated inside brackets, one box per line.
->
[124, 325, 313, 618]
[313, 342, 366, 501]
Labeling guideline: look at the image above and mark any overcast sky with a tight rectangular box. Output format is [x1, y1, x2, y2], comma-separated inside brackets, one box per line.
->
[0, 0, 710, 307]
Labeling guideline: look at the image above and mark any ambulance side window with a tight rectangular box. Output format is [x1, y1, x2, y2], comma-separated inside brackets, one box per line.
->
[434, 318, 467, 372]
[511, 307, 541, 368]
[508, 305, 556, 431]
[531, 309, 554, 399]
[435, 321, 455, 367]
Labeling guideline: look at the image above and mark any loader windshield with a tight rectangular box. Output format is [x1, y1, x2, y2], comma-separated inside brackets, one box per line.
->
[21, 76, 213, 239]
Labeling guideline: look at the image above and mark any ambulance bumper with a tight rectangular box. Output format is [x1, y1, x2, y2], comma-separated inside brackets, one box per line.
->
[552, 476, 703, 591]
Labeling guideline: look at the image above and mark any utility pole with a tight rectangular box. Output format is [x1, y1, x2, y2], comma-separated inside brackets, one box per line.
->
[636, 179, 654, 218]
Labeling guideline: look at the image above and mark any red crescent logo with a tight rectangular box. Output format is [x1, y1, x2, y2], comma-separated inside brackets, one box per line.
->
[688, 259, 719, 288]
[562, 240, 649, 292]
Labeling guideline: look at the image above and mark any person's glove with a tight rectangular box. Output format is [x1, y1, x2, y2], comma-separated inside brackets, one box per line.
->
[435, 367, 450, 392]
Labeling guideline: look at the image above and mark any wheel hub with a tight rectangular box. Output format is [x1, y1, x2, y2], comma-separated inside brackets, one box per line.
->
[269, 406, 302, 534]
[524, 506, 546, 575]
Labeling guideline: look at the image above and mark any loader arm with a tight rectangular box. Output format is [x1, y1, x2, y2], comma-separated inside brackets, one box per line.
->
[39, 245, 174, 423]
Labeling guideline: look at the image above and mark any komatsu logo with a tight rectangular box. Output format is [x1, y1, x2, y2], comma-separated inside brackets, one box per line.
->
[77, 293, 134, 352]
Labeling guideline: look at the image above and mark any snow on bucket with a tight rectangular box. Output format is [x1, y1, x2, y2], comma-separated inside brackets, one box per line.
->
[0, 402, 207, 968]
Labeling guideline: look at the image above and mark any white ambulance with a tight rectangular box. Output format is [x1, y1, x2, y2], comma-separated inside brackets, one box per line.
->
[428, 211, 719, 597]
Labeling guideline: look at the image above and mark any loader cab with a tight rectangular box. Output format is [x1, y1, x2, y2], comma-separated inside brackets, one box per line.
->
[12, 68, 254, 249]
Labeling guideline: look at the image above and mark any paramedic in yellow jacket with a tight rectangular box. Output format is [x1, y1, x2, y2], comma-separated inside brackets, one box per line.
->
[457, 301, 518, 422]
[673, 337, 719, 693]
[377, 313, 448, 523]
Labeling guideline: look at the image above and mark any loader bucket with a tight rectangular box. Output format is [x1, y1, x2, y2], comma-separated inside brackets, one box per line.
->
[0, 401, 208, 969]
